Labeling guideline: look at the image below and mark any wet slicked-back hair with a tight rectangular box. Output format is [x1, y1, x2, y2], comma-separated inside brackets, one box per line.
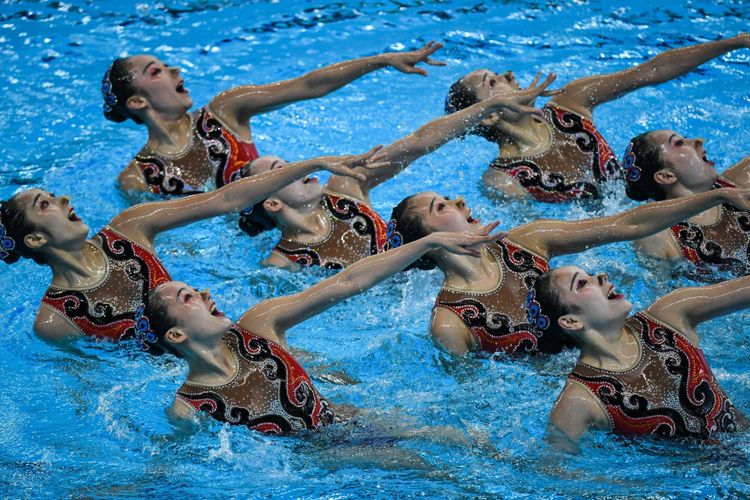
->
[140, 287, 182, 358]
[102, 57, 143, 124]
[445, 76, 502, 143]
[0, 194, 46, 266]
[237, 162, 277, 236]
[624, 131, 668, 202]
[389, 195, 436, 270]
[531, 270, 581, 355]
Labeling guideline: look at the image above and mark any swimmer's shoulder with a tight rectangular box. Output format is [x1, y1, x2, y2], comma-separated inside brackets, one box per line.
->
[34, 303, 83, 341]
[632, 229, 682, 261]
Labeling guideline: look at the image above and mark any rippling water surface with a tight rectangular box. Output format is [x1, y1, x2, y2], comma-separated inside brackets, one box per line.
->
[1, 0, 750, 496]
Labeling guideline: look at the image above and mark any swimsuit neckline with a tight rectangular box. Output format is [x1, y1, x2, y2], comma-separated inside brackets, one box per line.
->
[49, 238, 111, 292]
[144, 112, 195, 160]
[576, 322, 644, 375]
[183, 338, 241, 389]
[440, 244, 505, 295]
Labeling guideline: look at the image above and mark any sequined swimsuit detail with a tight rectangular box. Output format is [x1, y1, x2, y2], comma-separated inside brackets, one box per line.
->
[489, 104, 621, 202]
[570, 312, 746, 439]
[272, 191, 389, 270]
[176, 324, 335, 435]
[434, 239, 550, 355]
[669, 178, 750, 274]
[133, 106, 259, 195]
[40, 226, 171, 340]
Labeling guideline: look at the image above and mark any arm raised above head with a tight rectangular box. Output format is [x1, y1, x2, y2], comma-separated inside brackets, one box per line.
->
[237, 224, 506, 346]
[209, 42, 445, 129]
[553, 33, 750, 119]
[509, 188, 749, 259]
[722, 154, 750, 188]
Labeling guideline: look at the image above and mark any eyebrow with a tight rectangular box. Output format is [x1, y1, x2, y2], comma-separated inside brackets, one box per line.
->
[482, 73, 487, 85]
[668, 133, 677, 145]
[270, 160, 281, 170]
[176, 287, 186, 300]
[143, 61, 155, 74]
[429, 196, 436, 214]
[570, 272, 579, 291]
[32, 193, 41, 208]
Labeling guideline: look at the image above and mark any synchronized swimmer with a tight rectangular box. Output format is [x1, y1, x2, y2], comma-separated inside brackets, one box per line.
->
[2, 33, 750, 448]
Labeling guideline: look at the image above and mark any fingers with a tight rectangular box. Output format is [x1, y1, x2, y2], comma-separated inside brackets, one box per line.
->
[533, 72, 557, 94]
[540, 89, 563, 97]
[478, 220, 500, 236]
[528, 71, 542, 88]
[362, 161, 392, 170]
[426, 58, 447, 67]
[420, 40, 444, 57]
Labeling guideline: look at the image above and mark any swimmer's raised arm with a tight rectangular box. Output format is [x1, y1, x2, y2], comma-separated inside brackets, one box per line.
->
[722, 154, 750, 188]
[552, 33, 750, 119]
[507, 187, 750, 259]
[239, 224, 505, 347]
[208, 42, 445, 133]
[109, 155, 369, 251]
[326, 73, 556, 199]
[645, 275, 750, 342]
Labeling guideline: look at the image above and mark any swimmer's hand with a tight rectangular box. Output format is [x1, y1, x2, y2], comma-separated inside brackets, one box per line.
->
[719, 187, 750, 211]
[384, 40, 446, 77]
[316, 145, 392, 181]
[429, 221, 506, 257]
[488, 72, 558, 117]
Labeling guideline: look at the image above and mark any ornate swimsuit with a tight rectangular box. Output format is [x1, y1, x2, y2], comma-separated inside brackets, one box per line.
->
[176, 324, 335, 435]
[569, 312, 746, 439]
[271, 191, 389, 270]
[433, 239, 550, 355]
[489, 104, 621, 202]
[669, 178, 750, 274]
[40, 226, 171, 340]
[133, 106, 259, 195]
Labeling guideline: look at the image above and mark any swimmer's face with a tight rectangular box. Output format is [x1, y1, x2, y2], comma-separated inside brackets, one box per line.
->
[251, 155, 324, 208]
[157, 281, 231, 346]
[551, 266, 632, 334]
[127, 55, 192, 117]
[651, 130, 718, 192]
[408, 191, 481, 234]
[15, 189, 89, 252]
[463, 69, 521, 101]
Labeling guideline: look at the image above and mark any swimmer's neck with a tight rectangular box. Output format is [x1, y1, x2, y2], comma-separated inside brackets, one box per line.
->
[275, 200, 330, 243]
[183, 335, 238, 386]
[47, 239, 107, 289]
[492, 113, 551, 157]
[578, 323, 639, 371]
[434, 245, 497, 289]
[144, 111, 192, 152]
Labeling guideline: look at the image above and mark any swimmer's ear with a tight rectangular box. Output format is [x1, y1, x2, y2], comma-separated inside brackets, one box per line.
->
[165, 327, 188, 346]
[23, 232, 48, 251]
[653, 169, 677, 187]
[263, 198, 283, 213]
[479, 112, 500, 128]
[558, 314, 583, 333]
[126, 95, 148, 114]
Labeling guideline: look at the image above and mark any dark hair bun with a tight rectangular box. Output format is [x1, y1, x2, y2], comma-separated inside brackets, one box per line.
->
[238, 203, 276, 236]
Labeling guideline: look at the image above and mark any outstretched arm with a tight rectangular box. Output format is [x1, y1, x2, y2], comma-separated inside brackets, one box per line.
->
[508, 187, 750, 259]
[239, 225, 504, 347]
[647, 275, 750, 343]
[209, 42, 445, 134]
[326, 74, 557, 200]
[109, 155, 372, 251]
[552, 33, 750, 119]
[722, 154, 750, 188]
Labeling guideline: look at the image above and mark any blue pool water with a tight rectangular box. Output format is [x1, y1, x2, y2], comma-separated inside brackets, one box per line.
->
[1, 0, 750, 496]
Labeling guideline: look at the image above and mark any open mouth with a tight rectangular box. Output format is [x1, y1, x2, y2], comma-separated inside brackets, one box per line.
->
[303, 176, 318, 184]
[68, 208, 80, 222]
[701, 150, 715, 166]
[466, 210, 480, 224]
[208, 301, 225, 317]
[607, 285, 624, 301]
[176, 80, 188, 94]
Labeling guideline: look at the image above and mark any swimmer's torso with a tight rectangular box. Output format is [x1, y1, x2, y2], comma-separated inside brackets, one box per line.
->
[570, 311, 747, 439]
[488, 104, 621, 202]
[433, 239, 550, 355]
[669, 178, 750, 274]
[133, 106, 259, 195]
[272, 191, 389, 270]
[176, 324, 335, 435]
[40, 226, 172, 340]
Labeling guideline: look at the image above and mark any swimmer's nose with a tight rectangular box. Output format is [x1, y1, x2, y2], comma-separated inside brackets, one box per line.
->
[597, 273, 608, 286]
[59, 194, 70, 206]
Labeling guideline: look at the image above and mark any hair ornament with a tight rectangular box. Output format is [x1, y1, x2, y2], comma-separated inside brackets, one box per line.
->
[133, 304, 157, 350]
[622, 142, 641, 182]
[386, 218, 403, 249]
[101, 65, 119, 113]
[524, 289, 550, 331]
[0, 218, 15, 261]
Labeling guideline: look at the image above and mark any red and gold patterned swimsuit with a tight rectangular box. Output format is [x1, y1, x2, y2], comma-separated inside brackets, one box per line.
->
[272, 191, 389, 270]
[569, 312, 746, 439]
[669, 178, 750, 274]
[176, 324, 335, 435]
[133, 106, 259, 195]
[40, 226, 171, 340]
[433, 239, 550, 355]
[489, 104, 621, 202]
